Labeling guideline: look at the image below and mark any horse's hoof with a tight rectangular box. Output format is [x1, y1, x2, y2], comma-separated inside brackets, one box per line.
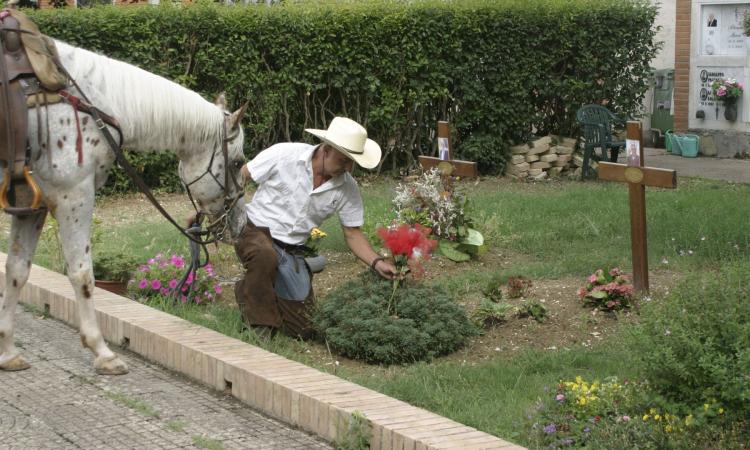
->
[94, 355, 129, 375]
[0, 355, 30, 371]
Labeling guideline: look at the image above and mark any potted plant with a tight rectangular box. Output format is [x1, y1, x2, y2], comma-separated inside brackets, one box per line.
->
[93, 251, 138, 296]
[711, 77, 744, 121]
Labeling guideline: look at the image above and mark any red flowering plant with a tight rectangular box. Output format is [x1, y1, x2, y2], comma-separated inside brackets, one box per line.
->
[577, 267, 634, 311]
[376, 223, 438, 314]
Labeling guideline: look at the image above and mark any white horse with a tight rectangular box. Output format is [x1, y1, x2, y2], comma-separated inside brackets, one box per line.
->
[0, 40, 248, 375]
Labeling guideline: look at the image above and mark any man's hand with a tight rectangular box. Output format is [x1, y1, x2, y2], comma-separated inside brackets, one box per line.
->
[372, 258, 398, 280]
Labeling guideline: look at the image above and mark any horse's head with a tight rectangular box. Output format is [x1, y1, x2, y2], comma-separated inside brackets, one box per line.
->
[179, 94, 249, 243]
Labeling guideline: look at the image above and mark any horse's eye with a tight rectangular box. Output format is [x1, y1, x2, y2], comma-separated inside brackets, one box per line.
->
[233, 160, 244, 169]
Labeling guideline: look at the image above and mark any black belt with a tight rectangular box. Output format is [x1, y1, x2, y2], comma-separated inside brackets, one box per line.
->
[272, 238, 309, 256]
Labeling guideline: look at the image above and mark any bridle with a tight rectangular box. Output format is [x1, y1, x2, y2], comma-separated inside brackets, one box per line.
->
[179, 114, 246, 246]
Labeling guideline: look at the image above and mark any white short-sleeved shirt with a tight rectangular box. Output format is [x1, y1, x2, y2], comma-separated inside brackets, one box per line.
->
[245, 143, 364, 245]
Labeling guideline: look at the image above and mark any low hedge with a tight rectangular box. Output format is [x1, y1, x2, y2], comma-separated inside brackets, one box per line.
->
[28, 0, 657, 187]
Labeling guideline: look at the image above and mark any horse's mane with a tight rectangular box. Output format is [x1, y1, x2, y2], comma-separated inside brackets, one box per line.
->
[54, 41, 224, 153]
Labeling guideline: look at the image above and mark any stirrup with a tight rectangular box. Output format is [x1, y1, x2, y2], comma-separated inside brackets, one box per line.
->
[0, 166, 44, 216]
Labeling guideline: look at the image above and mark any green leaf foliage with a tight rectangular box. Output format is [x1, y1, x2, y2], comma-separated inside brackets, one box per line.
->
[438, 240, 471, 262]
[312, 272, 477, 365]
[629, 262, 750, 418]
[27, 0, 658, 181]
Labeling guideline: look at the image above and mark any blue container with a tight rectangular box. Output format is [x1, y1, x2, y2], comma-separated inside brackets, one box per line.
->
[673, 133, 700, 158]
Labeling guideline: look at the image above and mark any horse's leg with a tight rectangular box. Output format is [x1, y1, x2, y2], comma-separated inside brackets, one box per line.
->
[0, 211, 47, 371]
[55, 194, 128, 375]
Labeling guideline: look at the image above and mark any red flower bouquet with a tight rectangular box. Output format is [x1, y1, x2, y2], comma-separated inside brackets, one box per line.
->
[377, 223, 437, 279]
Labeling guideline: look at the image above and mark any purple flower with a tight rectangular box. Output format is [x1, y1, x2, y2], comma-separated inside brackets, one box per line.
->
[151, 279, 161, 290]
[138, 265, 150, 272]
[138, 279, 149, 289]
[543, 423, 556, 434]
[583, 427, 590, 433]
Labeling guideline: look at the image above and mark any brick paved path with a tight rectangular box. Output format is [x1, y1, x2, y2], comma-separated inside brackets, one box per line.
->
[0, 308, 331, 450]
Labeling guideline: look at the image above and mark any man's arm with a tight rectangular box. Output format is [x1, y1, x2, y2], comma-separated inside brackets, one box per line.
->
[342, 225, 397, 279]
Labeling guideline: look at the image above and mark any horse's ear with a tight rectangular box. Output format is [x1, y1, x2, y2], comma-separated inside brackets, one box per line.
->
[229, 101, 249, 130]
[214, 92, 227, 110]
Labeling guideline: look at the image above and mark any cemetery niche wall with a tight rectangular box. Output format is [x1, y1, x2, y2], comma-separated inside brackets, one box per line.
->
[689, 1, 750, 157]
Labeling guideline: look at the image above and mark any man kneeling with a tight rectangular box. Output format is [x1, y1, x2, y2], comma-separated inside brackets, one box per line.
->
[234, 117, 397, 338]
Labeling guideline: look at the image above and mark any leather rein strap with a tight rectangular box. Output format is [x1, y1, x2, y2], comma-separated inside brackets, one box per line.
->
[54, 62, 223, 247]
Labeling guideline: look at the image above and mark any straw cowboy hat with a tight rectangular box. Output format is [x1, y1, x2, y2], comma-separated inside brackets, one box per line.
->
[305, 117, 382, 169]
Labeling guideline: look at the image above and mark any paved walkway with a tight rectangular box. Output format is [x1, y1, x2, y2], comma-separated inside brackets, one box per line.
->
[0, 307, 330, 450]
[617, 148, 750, 184]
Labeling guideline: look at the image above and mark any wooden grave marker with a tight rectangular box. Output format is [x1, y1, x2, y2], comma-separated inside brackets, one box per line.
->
[418, 121, 478, 177]
[598, 121, 677, 292]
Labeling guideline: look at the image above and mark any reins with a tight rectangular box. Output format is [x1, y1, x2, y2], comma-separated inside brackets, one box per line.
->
[49, 54, 244, 299]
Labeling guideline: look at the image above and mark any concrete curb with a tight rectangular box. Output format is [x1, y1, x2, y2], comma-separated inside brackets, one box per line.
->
[1, 253, 524, 450]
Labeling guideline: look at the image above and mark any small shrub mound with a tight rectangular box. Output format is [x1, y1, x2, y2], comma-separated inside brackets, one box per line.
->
[313, 272, 477, 365]
[630, 261, 750, 419]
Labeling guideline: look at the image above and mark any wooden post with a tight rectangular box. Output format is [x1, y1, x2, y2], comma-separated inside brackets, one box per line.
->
[418, 121, 478, 177]
[598, 121, 677, 293]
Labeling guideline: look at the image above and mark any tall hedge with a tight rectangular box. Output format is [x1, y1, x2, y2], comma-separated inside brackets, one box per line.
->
[28, 0, 657, 177]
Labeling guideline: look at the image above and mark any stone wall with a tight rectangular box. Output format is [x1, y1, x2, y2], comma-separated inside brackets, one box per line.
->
[507, 136, 583, 180]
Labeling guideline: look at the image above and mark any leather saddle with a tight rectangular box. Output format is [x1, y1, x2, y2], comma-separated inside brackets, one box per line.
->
[0, 9, 66, 215]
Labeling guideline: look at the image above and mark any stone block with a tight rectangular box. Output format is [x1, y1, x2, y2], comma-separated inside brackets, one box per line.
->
[530, 161, 551, 169]
[553, 145, 575, 155]
[540, 154, 558, 162]
[507, 162, 529, 174]
[528, 168, 543, 176]
[510, 154, 526, 164]
[525, 153, 540, 163]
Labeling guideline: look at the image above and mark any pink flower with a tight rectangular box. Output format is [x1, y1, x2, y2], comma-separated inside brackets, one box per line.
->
[170, 255, 185, 269]
[588, 273, 598, 283]
[185, 271, 194, 285]
[168, 279, 178, 289]
[151, 279, 161, 290]
[577, 287, 587, 298]
[622, 415, 631, 422]
[138, 279, 149, 289]
[556, 394, 565, 402]
[180, 295, 187, 303]
[160, 287, 169, 296]
[138, 265, 150, 272]
[214, 284, 222, 294]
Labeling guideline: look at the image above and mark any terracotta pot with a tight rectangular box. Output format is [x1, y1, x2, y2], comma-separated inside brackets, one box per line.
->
[94, 280, 127, 296]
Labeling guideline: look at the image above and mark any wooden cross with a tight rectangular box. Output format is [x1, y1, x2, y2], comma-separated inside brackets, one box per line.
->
[598, 121, 677, 292]
[418, 121, 478, 177]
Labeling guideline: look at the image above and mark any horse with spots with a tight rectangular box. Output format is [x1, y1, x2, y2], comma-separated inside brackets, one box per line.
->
[0, 40, 248, 375]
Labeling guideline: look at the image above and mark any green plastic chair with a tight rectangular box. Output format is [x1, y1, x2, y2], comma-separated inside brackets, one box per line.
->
[576, 104, 627, 177]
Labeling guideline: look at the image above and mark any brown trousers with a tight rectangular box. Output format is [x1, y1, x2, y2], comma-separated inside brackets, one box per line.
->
[233, 221, 315, 338]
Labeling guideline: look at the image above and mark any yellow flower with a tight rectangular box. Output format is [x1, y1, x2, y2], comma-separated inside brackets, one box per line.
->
[650, 408, 658, 415]
[703, 403, 710, 412]
[310, 228, 327, 239]
[654, 414, 661, 422]
[577, 396, 587, 406]
[685, 415, 694, 426]
[643, 414, 650, 421]
[719, 408, 725, 415]
[665, 425, 673, 433]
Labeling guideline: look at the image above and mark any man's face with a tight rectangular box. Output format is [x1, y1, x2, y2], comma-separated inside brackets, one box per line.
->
[323, 145, 355, 177]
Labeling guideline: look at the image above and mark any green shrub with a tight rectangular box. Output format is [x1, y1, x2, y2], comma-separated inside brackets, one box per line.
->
[312, 272, 477, 365]
[630, 262, 750, 418]
[28, 0, 657, 176]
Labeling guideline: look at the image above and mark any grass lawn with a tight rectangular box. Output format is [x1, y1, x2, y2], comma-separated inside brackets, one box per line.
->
[1, 175, 748, 448]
